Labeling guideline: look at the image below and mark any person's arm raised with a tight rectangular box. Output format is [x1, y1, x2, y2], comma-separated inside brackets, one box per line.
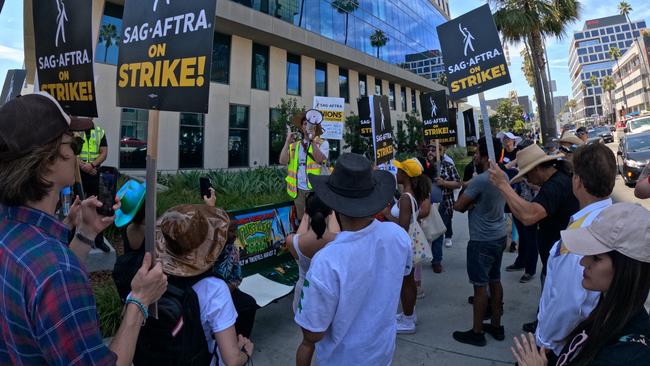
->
[279, 131, 294, 165]
[488, 161, 547, 226]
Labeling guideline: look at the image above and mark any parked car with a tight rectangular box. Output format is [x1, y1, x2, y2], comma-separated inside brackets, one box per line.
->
[626, 115, 650, 135]
[588, 126, 614, 143]
[617, 131, 650, 186]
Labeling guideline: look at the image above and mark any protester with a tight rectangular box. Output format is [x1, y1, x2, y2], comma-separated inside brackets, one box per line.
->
[634, 163, 650, 199]
[575, 127, 589, 143]
[0, 92, 167, 365]
[141, 204, 254, 366]
[557, 133, 584, 162]
[279, 111, 329, 222]
[383, 158, 432, 333]
[417, 142, 437, 181]
[489, 144, 579, 332]
[512, 203, 650, 365]
[535, 143, 616, 364]
[286, 192, 340, 313]
[294, 153, 412, 365]
[497, 131, 522, 168]
[452, 137, 508, 347]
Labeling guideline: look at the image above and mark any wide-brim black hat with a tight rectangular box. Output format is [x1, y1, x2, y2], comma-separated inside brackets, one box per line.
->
[309, 153, 396, 218]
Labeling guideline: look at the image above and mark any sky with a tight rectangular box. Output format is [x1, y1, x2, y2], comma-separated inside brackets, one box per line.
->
[1, 1, 649, 111]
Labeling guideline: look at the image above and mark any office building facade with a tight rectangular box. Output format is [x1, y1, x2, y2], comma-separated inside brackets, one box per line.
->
[568, 15, 646, 124]
[607, 34, 650, 119]
[23, 0, 449, 171]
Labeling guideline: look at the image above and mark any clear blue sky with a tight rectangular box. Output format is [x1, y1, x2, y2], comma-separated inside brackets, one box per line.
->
[1, 1, 649, 110]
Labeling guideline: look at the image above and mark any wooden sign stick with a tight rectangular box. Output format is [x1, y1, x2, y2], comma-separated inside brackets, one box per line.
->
[144, 109, 160, 318]
[436, 139, 442, 177]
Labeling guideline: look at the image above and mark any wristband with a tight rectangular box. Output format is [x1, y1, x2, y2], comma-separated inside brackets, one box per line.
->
[126, 293, 148, 325]
[75, 232, 95, 247]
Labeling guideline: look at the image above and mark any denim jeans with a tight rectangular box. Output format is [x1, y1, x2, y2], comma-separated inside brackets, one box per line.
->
[431, 204, 453, 264]
[512, 217, 538, 275]
[466, 237, 507, 286]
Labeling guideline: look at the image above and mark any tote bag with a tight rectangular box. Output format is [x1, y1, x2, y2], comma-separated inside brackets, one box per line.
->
[405, 193, 433, 265]
[420, 202, 447, 243]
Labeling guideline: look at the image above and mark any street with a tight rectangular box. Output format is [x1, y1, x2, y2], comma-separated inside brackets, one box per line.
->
[609, 142, 650, 210]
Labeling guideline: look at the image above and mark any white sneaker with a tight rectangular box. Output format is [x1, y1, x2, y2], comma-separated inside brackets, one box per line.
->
[417, 286, 426, 299]
[396, 314, 416, 334]
[396, 312, 418, 325]
[444, 238, 453, 248]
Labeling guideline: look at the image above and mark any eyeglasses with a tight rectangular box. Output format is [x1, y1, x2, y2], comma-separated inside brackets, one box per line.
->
[556, 330, 588, 366]
[61, 136, 84, 156]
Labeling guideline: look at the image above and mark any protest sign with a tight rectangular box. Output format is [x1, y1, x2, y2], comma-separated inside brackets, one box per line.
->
[33, 0, 97, 116]
[420, 90, 456, 145]
[357, 96, 372, 137]
[370, 95, 394, 165]
[313, 96, 345, 140]
[447, 107, 458, 145]
[463, 108, 478, 144]
[0, 69, 26, 107]
[0, 1, 4, 15]
[116, 0, 216, 113]
[437, 4, 511, 100]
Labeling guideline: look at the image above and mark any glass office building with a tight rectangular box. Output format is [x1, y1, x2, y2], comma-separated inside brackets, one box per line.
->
[569, 14, 646, 122]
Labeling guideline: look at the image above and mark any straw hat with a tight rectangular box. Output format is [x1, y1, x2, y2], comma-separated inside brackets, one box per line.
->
[510, 144, 564, 183]
[559, 132, 584, 146]
[155, 204, 229, 277]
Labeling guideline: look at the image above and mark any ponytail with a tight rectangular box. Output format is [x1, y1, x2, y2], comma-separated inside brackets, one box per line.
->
[311, 211, 327, 239]
[305, 192, 332, 239]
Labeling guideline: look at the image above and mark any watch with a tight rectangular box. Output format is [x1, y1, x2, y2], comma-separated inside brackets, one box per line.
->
[75, 232, 95, 247]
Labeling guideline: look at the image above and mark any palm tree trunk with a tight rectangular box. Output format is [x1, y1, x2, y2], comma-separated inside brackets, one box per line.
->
[528, 34, 552, 142]
[615, 57, 629, 113]
[298, 0, 305, 27]
[531, 32, 557, 139]
[104, 44, 109, 62]
[376, 47, 379, 59]
[344, 13, 349, 45]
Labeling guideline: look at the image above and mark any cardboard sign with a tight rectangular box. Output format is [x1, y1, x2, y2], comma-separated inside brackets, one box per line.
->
[437, 4, 511, 99]
[357, 96, 372, 136]
[421, 90, 456, 145]
[33, 0, 97, 116]
[0, 69, 27, 107]
[370, 95, 394, 165]
[313, 96, 345, 140]
[116, 0, 217, 113]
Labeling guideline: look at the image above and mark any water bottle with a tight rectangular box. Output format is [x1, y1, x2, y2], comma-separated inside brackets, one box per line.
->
[60, 186, 72, 218]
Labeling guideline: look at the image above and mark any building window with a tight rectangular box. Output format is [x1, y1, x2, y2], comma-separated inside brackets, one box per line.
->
[211, 32, 231, 84]
[359, 74, 367, 97]
[606, 27, 614, 34]
[339, 68, 349, 103]
[401, 88, 407, 112]
[286, 53, 301, 96]
[269, 108, 285, 165]
[229, 105, 249, 167]
[251, 43, 269, 90]
[95, 3, 123, 65]
[178, 113, 204, 169]
[412, 91, 417, 112]
[315, 62, 327, 97]
[389, 83, 396, 110]
[375, 79, 383, 95]
[119, 108, 148, 169]
[622, 24, 630, 31]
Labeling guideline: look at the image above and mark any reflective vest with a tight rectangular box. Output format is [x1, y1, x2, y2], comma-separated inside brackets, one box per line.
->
[80, 126, 105, 162]
[286, 142, 321, 198]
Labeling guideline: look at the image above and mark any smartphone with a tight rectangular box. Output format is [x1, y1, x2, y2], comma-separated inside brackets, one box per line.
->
[200, 177, 213, 199]
[97, 167, 118, 216]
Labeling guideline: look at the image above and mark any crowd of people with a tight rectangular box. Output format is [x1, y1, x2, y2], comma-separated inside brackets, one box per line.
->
[1, 92, 649, 366]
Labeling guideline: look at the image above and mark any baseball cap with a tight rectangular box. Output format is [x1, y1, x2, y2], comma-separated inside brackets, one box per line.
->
[0, 92, 71, 161]
[561, 203, 650, 263]
[392, 158, 424, 177]
[496, 131, 523, 145]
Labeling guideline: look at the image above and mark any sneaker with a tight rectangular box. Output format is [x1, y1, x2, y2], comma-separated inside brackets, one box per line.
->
[396, 312, 418, 325]
[508, 242, 518, 253]
[396, 314, 416, 334]
[417, 286, 426, 299]
[520, 273, 535, 283]
[432, 263, 443, 273]
[452, 329, 486, 346]
[482, 323, 505, 341]
[505, 264, 525, 272]
[444, 238, 453, 248]
[522, 320, 538, 333]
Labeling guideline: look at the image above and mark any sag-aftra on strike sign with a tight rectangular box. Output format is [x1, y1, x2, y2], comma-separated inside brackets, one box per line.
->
[436, 4, 511, 99]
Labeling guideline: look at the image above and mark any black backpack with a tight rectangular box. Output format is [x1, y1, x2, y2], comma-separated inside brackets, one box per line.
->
[132, 276, 217, 366]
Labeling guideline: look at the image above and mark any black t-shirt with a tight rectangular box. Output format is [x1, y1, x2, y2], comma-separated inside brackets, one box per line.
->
[532, 170, 580, 253]
[503, 147, 519, 164]
[463, 162, 476, 182]
[417, 156, 437, 181]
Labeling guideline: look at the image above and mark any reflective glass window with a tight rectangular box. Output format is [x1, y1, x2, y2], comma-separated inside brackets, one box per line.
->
[411, 90, 417, 112]
[359, 74, 367, 97]
[339, 68, 349, 102]
[251, 43, 269, 90]
[179, 113, 204, 169]
[119, 109, 148, 169]
[315, 62, 327, 97]
[389, 83, 396, 110]
[400, 87, 406, 112]
[287, 53, 301, 95]
[375, 78, 383, 95]
[95, 3, 123, 65]
[229, 105, 249, 167]
[211, 32, 230, 84]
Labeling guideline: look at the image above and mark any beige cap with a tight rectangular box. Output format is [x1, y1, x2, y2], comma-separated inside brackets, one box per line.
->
[561, 203, 650, 263]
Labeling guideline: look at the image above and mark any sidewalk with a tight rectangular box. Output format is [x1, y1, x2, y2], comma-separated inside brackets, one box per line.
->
[249, 212, 541, 365]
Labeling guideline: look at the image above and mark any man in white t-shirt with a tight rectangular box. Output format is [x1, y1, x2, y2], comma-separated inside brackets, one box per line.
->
[294, 153, 412, 366]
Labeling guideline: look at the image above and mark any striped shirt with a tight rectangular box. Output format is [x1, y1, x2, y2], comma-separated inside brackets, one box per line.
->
[0, 205, 116, 365]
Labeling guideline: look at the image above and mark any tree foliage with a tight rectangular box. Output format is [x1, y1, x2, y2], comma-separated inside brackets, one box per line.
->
[493, 99, 525, 132]
[370, 29, 389, 58]
[395, 113, 424, 159]
[521, 45, 536, 88]
[343, 114, 373, 159]
[269, 98, 306, 165]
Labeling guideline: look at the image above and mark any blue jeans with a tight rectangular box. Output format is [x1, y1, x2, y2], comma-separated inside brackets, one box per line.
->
[467, 237, 507, 286]
[431, 205, 453, 264]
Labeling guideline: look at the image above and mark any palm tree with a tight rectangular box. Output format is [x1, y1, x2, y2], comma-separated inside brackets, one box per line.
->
[370, 29, 388, 59]
[436, 73, 448, 87]
[567, 98, 577, 119]
[609, 47, 629, 111]
[331, 0, 359, 46]
[99, 23, 119, 63]
[602, 75, 617, 123]
[494, 0, 580, 142]
[589, 74, 599, 119]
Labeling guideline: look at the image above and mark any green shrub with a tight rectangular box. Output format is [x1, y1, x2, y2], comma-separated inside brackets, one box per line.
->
[446, 146, 468, 161]
[93, 281, 123, 338]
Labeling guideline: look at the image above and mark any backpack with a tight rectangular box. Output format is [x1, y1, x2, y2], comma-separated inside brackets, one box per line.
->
[112, 250, 145, 301]
[133, 276, 217, 366]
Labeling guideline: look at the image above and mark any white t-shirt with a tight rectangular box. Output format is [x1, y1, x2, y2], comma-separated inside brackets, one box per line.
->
[297, 140, 330, 190]
[192, 277, 238, 366]
[294, 220, 412, 366]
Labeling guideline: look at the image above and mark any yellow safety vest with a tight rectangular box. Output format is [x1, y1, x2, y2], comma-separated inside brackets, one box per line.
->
[286, 142, 321, 198]
[80, 126, 105, 162]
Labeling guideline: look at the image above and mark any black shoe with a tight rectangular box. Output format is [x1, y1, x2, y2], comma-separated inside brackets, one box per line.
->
[520, 273, 535, 283]
[509, 242, 518, 252]
[522, 320, 538, 333]
[482, 324, 505, 341]
[95, 235, 111, 253]
[453, 329, 486, 347]
[468, 296, 474, 304]
[506, 264, 525, 272]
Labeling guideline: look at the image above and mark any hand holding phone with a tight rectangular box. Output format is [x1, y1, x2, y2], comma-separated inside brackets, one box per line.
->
[200, 177, 213, 199]
[97, 167, 118, 216]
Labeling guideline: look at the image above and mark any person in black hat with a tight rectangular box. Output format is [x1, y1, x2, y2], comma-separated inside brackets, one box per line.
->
[294, 153, 412, 366]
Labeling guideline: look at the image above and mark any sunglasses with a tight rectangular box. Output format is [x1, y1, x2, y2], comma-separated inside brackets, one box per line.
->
[61, 136, 84, 156]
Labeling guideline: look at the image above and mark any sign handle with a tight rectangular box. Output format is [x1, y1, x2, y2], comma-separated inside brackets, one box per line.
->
[435, 139, 442, 177]
[144, 109, 160, 319]
[478, 92, 496, 162]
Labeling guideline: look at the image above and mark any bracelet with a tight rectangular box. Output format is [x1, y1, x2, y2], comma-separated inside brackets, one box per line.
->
[75, 232, 95, 247]
[126, 293, 148, 325]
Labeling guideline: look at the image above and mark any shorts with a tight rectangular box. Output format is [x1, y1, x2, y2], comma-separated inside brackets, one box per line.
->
[467, 237, 507, 287]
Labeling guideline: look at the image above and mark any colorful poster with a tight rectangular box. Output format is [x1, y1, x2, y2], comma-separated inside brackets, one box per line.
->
[370, 95, 394, 165]
[116, 0, 217, 113]
[33, 0, 97, 116]
[313, 96, 345, 140]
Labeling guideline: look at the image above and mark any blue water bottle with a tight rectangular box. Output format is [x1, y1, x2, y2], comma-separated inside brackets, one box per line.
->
[60, 186, 72, 218]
